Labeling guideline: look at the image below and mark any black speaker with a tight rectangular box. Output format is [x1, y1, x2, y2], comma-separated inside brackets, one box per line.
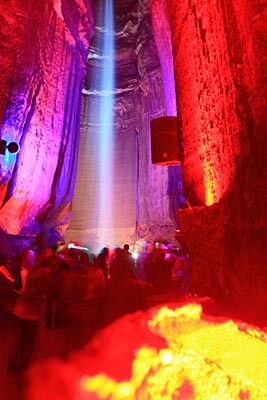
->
[150, 116, 181, 166]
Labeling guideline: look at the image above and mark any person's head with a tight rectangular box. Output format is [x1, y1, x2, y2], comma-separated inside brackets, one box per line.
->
[123, 244, 130, 252]
[98, 247, 109, 257]
[144, 241, 153, 253]
[68, 248, 91, 265]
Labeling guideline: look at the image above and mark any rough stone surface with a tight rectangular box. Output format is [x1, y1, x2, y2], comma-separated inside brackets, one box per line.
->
[166, 0, 267, 304]
[0, 0, 93, 243]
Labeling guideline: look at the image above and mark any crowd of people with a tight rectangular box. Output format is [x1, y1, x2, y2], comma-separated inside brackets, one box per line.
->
[0, 237, 190, 377]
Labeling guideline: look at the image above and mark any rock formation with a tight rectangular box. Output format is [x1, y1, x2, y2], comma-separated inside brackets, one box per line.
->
[0, 0, 94, 245]
[165, 0, 267, 304]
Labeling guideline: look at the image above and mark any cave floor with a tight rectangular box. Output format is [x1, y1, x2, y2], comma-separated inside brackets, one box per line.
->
[1, 295, 267, 400]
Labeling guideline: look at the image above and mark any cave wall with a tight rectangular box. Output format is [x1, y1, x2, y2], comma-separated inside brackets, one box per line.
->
[163, 0, 267, 303]
[0, 0, 93, 247]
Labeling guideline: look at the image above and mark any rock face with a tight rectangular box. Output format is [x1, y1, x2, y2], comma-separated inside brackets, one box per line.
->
[0, 0, 94, 244]
[165, 0, 267, 304]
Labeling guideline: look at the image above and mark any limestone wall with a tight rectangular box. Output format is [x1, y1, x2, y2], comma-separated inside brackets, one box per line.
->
[165, 0, 267, 303]
[0, 0, 93, 244]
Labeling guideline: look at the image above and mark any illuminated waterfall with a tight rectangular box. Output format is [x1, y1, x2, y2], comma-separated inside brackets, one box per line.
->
[96, 0, 115, 250]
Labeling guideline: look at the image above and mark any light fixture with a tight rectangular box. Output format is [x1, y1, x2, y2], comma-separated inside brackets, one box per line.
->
[0, 139, 20, 155]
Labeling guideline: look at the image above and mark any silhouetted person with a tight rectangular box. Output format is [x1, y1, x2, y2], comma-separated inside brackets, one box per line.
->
[172, 249, 190, 298]
[135, 241, 153, 281]
[123, 244, 130, 252]
[96, 247, 109, 279]
[8, 248, 50, 374]
[51, 248, 106, 353]
[102, 249, 153, 325]
[43, 247, 69, 329]
[144, 248, 173, 294]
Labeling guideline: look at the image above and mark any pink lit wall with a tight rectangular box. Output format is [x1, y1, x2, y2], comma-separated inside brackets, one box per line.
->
[149, 0, 177, 117]
[0, 0, 93, 244]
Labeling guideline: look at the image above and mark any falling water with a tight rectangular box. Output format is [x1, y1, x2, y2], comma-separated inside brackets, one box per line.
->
[96, 0, 115, 250]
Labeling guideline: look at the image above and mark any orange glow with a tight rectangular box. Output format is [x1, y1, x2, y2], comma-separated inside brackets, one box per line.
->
[80, 304, 267, 399]
[201, 141, 219, 206]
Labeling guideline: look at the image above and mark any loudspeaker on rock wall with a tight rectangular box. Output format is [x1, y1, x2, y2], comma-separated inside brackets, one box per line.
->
[150, 116, 181, 166]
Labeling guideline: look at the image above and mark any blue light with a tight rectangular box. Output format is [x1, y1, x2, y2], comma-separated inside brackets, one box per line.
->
[97, 0, 115, 248]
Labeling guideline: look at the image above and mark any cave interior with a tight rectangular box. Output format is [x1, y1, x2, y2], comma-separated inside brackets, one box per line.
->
[0, 0, 267, 310]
